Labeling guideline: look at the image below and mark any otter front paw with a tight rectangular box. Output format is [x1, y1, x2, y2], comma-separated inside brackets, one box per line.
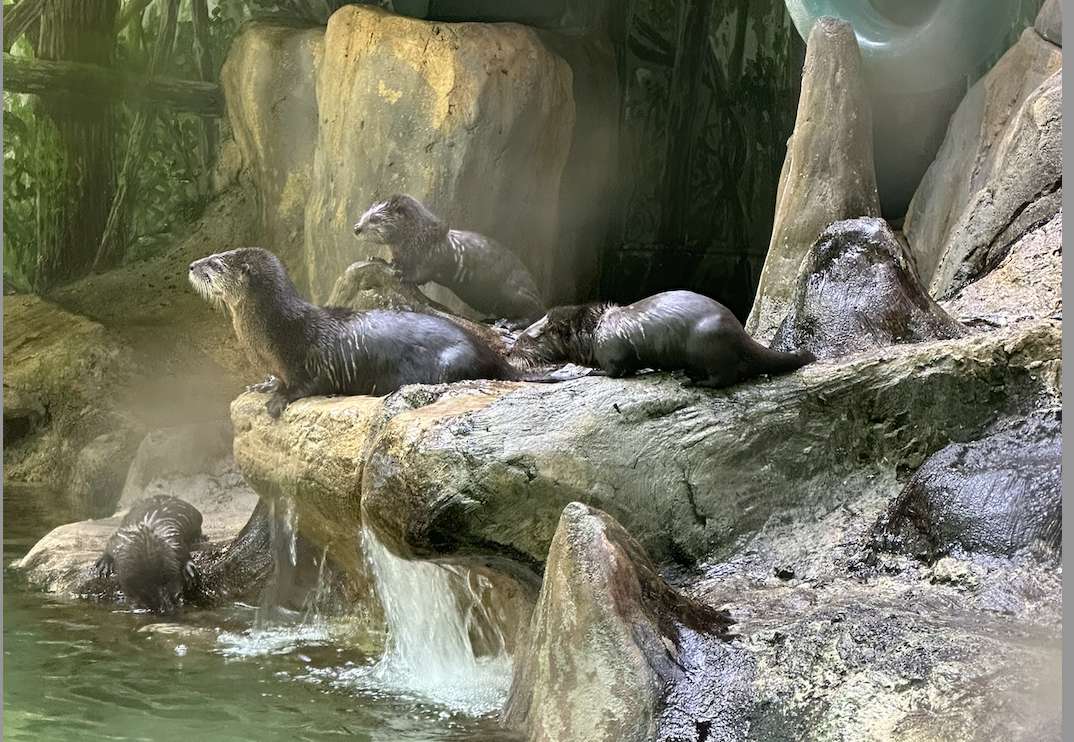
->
[94, 553, 115, 579]
[247, 375, 280, 394]
[182, 560, 201, 592]
[266, 392, 289, 419]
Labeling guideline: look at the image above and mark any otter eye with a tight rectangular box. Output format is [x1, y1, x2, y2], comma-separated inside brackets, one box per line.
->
[240, 262, 250, 275]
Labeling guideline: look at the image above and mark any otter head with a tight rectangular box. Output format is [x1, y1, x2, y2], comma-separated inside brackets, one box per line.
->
[188, 247, 293, 308]
[113, 518, 184, 614]
[511, 304, 608, 367]
[352, 194, 447, 247]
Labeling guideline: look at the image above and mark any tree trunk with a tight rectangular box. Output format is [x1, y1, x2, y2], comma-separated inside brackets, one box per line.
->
[33, 0, 119, 289]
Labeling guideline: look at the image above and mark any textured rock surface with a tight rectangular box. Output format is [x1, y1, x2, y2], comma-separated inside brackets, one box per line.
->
[770, 218, 964, 360]
[220, 22, 324, 290]
[306, 6, 574, 303]
[874, 410, 1061, 563]
[229, 319, 1059, 572]
[1036, 0, 1062, 47]
[746, 17, 881, 341]
[504, 503, 746, 742]
[942, 210, 1062, 327]
[219, 10, 617, 308]
[904, 28, 1062, 293]
[118, 421, 233, 508]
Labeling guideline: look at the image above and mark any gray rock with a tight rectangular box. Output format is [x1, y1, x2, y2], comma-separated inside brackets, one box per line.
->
[771, 218, 964, 360]
[504, 503, 746, 742]
[67, 430, 142, 517]
[1036, 0, 1061, 47]
[746, 17, 881, 341]
[118, 421, 233, 509]
[874, 410, 1061, 563]
[942, 209, 1062, 327]
[904, 29, 1062, 294]
[230, 320, 1059, 573]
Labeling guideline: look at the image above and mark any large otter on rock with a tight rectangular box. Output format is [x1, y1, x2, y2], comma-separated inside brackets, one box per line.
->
[190, 247, 540, 418]
[94, 495, 204, 613]
[353, 194, 546, 324]
[513, 290, 815, 388]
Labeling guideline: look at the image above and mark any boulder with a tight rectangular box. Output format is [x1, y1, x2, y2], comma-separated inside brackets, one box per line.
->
[873, 410, 1061, 563]
[118, 421, 233, 508]
[770, 218, 964, 360]
[941, 210, 1062, 327]
[1036, 0, 1061, 47]
[503, 503, 748, 742]
[904, 28, 1062, 293]
[230, 319, 1059, 573]
[220, 22, 324, 291]
[305, 6, 574, 303]
[746, 17, 881, 341]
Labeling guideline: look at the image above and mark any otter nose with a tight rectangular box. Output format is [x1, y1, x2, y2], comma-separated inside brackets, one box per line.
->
[352, 222, 363, 235]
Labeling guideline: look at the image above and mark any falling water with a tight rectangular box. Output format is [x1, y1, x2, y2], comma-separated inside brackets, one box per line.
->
[353, 527, 514, 716]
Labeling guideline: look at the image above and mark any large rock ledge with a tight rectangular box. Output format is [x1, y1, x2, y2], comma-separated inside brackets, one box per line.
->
[231, 320, 1060, 573]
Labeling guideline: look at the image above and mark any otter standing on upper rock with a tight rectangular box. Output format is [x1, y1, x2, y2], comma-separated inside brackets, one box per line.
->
[189, 247, 524, 418]
[353, 194, 546, 324]
[512, 290, 816, 388]
[95, 495, 204, 613]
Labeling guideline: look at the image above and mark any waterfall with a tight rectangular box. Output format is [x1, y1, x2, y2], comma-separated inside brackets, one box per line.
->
[357, 527, 513, 716]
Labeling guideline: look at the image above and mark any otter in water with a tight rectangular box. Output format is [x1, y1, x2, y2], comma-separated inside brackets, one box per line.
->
[512, 290, 815, 388]
[95, 495, 204, 613]
[189, 247, 545, 418]
[352, 194, 546, 324]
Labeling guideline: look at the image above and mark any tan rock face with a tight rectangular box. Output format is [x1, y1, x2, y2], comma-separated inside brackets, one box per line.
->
[307, 6, 575, 303]
[220, 23, 324, 291]
[745, 17, 881, 341]
[942, 210, 1062, 327]
[904, 28, 1062, 295]
[504, 502, 741, 742]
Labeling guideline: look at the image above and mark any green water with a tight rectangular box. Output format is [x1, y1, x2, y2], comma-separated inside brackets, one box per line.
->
[3, 488, 519, 742]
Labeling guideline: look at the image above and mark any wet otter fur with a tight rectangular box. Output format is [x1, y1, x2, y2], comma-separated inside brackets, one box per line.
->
[95, 495, 204, 613]
[190, 248, 560, 418]
[513, 290, 816, 388]
[353, 194, 546, 324]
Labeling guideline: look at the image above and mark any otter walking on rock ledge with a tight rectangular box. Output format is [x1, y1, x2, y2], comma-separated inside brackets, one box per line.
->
[190, 248, 529, 418]
[353, 194, 546, 324]
[513, 290, 815, 388]
[95, 495, 204, 613]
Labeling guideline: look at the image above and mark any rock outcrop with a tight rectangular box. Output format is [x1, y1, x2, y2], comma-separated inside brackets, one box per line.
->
[220, 8, 618, 308]
[904, 22, 1062, 295]
[746, 17, 881, 341]
[1036, 0, 1062, 47]
[874, 410, 1061, 563]
[225, 318, 1059, 575]
[770, 218, 964, 360]
[941, 210, 1062, 327]
[504, 503, 747, 742]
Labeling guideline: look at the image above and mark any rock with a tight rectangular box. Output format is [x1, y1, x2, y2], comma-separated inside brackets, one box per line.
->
[231, 319, 1059, 573]
[770, 218, 964, 360]
[2, 295, 143, 515]
[118, 421, 233, 509]
[927, 70, 1062, 298]
[873, 410, 1061, 563]
[305, 6, 574, 303]
[504, 502, 748, 742]
[1036, 0, 1061, 47]
[941, 210, 1062, 327]
[904, 29, 1062, 294]
[67, 430, 142, 517]
[220, 22, 324, 291]
[746, 17, 881, 341]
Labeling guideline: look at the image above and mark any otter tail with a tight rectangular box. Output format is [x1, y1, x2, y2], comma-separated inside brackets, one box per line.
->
[742, 339, 816, 377]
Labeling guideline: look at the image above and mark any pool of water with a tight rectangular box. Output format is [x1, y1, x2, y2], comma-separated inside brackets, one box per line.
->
[3, 488, 520, 742]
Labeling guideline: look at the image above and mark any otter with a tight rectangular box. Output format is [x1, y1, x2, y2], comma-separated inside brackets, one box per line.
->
[512, 290, 816, 388]
[94, 495, 204, 613]
[353, 194, 546, 324]
[189, 247, 555, 418]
